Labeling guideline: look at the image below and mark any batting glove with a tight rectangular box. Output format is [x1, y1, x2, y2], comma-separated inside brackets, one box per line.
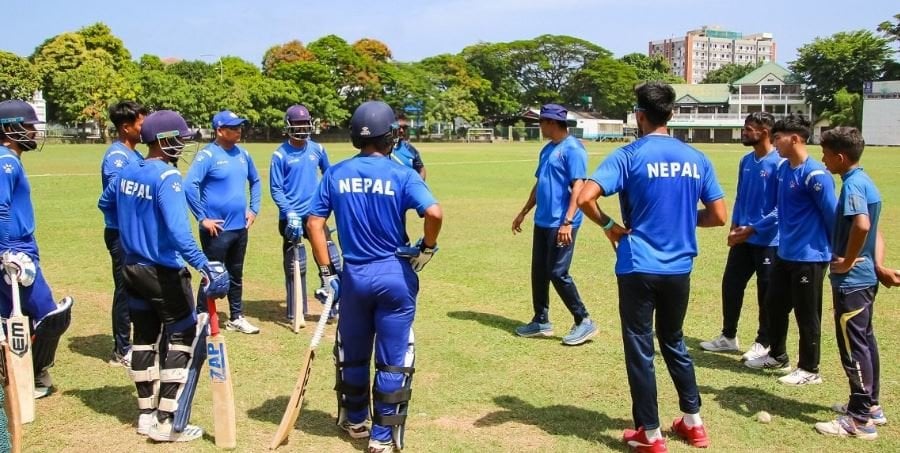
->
[409, 238, 438, 272]
[200, 261, 230, 299]
[2, 250, 36, 287]
[315, 264, 341, 304]
[284, 212, 303, 243]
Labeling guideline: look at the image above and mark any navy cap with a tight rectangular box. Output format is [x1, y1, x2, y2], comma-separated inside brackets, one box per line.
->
[0, 100, 43, 125]
[212, 110, 247, 129]
[140, 110, 192, 144]
[539, 104, 568, 122]
[285, 104, 311, 122]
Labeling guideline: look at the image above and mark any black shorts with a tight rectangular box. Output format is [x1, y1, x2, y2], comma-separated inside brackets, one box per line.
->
[123, 264, 195, 324]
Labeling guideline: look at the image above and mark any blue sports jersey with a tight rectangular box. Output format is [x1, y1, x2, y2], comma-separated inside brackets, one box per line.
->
[732, 150, 783, 247]
[831, 167, 881, 288]
[100, 141, 143, 228]
[775, 157, 836, 262]
[391, 140, 424, 173]
[269, 139, 330, 219]
[534, 135, 587, 228]
[98, 159, 208, 269]
[310, 155, 437, 264]
[0, 146, 39, 259]
[591, 134, 725, 275]
[185, 142, 261, 231]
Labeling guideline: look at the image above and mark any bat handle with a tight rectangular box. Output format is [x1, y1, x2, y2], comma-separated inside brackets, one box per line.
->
[207, 297, 220, 336]
[308, 294, 334, 349]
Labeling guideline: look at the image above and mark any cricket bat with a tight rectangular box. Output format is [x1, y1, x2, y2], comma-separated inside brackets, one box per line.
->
[292, 243, 306, 332]
[4, 269, 34, 424]
[269, 291, 335, 450]
[206, 297, 237, 449]
[0, 322, 23, 453]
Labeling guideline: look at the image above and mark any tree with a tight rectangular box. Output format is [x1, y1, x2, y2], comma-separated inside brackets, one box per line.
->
[820, 88, 862, 128]
[701, 62, 763, 84]
[262, 40, 314, 75]
[878, 13, 900, 45]
[353, 39, 392, 63]
[790, 30, 892, 115]
[461, 43, 521, 121]
[50, 58, 137, 128]
[569, 57, 638, 120]
[0, 51, 40, 100]
[619, 53, 684, 83]
[269, 60, 350, 125]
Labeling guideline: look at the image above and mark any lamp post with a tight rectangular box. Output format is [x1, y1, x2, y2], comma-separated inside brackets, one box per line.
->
[201, 54, 224, 82]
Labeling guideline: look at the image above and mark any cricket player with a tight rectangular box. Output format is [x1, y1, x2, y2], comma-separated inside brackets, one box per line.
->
[100, 100, 148, 367]
[701, 112, 783, 362]
[391, 113, 426, 180]
[577, 82, 726, 452]
[269, 104, 339, 320]
[0, 99, 74, 399]
[307, 100, 442, 453]
[99, 110, 230, 442]
[185, 110, 261, 334]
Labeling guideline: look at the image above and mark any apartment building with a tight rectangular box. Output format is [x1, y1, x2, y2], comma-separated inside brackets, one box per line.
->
[649, 26, 776, 84]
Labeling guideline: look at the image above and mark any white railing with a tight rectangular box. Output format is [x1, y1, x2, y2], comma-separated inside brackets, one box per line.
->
[730, 94, 805, 102]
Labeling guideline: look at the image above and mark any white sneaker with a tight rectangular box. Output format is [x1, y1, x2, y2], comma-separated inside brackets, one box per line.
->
[699, 334, 739, 352]
[147, 417, 203, 442]
[741, 342, 770, 362]
[340, 419, 371, 439]
[744, 354, 791, 372]
[778, 368, 823, 386]
[225, 316, 260, 334]
[368, 439, 396, 453]
[831, 403, 888, 426]
[137, 411, 156, 435]
[33, 370, 53, 399]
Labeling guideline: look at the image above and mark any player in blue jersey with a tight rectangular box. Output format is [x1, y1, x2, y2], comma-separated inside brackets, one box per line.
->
[391, 113, 426, 179]
[100, 100, 148, 367]
[269, 104, 339, 321]
[511, 104, 596, 346]
[701, 112, 783, 362]
[307, 101, 442, 453]
[0, 99, 74, 399]
[577, 82, 727, 452]
[98, 110, 229, 442]
[745, 114, 837, 387]
[814, 127, 884, 439]
[185, 110, 262, 334]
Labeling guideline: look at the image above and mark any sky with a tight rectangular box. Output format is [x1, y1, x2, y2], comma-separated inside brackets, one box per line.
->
[5, 0, 898, 67]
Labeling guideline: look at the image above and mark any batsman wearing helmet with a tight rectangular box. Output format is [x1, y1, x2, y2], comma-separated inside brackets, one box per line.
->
[307, 100, 442, 453]
[98, 110, 230, 442]
[269, 104, 340, 321]
[0, 99, 74, 399]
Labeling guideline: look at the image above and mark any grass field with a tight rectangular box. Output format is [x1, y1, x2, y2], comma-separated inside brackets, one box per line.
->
[15, 140, 900, 452]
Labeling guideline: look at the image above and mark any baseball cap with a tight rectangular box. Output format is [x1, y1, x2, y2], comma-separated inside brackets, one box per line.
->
[212, 110, 247, 129]
[539, 104, 568, 122]
[285, 105, 311, 122]
[140, 110, 193, 144]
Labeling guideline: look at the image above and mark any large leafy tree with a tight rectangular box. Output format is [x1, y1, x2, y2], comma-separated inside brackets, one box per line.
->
[269, 60, 350, 125]
[790, 30, 892, 114]
[0, 51, 40, 99]
[460, 42, 521, 121]
[619, 53, 684, 83]
[569, 57, 638, 120]
[701, 62, 763, 85]
[820, 88, 862, 128]
[262, 40, 314, 76]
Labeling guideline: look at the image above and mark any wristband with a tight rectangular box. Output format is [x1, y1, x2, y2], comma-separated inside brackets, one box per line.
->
[319, 263, 338, 276]
[602, 218, 615, 231]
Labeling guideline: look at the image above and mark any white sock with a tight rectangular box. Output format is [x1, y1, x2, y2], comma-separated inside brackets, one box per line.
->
[683, 412, 703, 427]
[645, 427, 662, 441]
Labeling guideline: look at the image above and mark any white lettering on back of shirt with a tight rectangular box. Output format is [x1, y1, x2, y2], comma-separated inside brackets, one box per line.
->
[646, 162, 700, 179]
[338, 178, 395, 195]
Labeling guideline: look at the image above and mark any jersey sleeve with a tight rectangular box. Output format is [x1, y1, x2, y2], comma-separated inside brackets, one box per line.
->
[184, 148, 213, 221]
[98, 174, 119, 229]
[731, 155, 746, 225]
[407, 143, 425, 172]
[806, 169, 838, 240]
[590, 148, 628, 197]
[101, 149, 129, 190]
[158, 170, 207, 269]
[565, 142, 588, 182]
[841, 181, 869, 218]
[309, 168, 333, 218]
[0, 155, 20, 249]
[750, 160, 782, 236]
[404, 171, 437, 217]
[245, 150, 262, 214]
[319, 144, 331, 172]
[700, 155, 725, 203]
[269, 150, 293, 214]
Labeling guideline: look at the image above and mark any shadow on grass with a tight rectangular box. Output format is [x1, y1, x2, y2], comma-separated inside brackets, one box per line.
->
[63, 385, 135, 424]
[699, 384, 829, 424]
[475, 395, 629, 450]
[245, 298, 326, 331]
[248, 399, 367, 449]
[447, 311, 534, 337]
[68, 334, 114, 363]
[684, 336, 766, 377]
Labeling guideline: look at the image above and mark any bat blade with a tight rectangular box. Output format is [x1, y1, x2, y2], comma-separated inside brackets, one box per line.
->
[292, 245, 305, 332]
[6, 275, 34, 425]
[269, 348, 315, 450]
[0, 340, 23, 453]
[208, 333, 237, 448]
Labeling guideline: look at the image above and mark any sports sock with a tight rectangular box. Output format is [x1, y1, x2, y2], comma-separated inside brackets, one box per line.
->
[645, 427, 662, 441]
[683, 412, 703, 427]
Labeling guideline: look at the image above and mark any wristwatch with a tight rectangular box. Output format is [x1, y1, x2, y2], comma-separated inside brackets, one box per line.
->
[562, 218, 574, 226]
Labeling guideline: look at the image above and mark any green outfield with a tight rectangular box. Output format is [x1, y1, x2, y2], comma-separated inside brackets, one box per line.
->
[18, 141, 900, 452]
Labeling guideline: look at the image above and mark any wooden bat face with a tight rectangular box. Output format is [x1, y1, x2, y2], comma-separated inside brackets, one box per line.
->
[6, 318, 29, 358]
[207, 338, 228, 383]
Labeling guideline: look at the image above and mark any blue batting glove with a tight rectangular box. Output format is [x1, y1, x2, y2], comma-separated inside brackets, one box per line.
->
[201, 261, 230, 299]
[284, 212, 303, 243]
[314, 264, 340, 304]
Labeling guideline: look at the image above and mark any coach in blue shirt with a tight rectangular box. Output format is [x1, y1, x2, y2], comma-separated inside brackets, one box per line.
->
[578, 82, 726, 451]
[185, 110, 262, 334]
[512, 104, 595, 346]
[391, 113, 426, 180]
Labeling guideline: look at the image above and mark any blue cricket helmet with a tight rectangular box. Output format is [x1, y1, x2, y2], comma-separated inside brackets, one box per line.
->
[0, 99, 45, 151]
[140, 110, 193, 159]
[350, 101, 396, 149]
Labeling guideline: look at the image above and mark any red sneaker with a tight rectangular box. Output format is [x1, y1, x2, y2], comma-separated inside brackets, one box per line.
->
[623, 427, 668, 453]
[671, 417, 710, 448]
